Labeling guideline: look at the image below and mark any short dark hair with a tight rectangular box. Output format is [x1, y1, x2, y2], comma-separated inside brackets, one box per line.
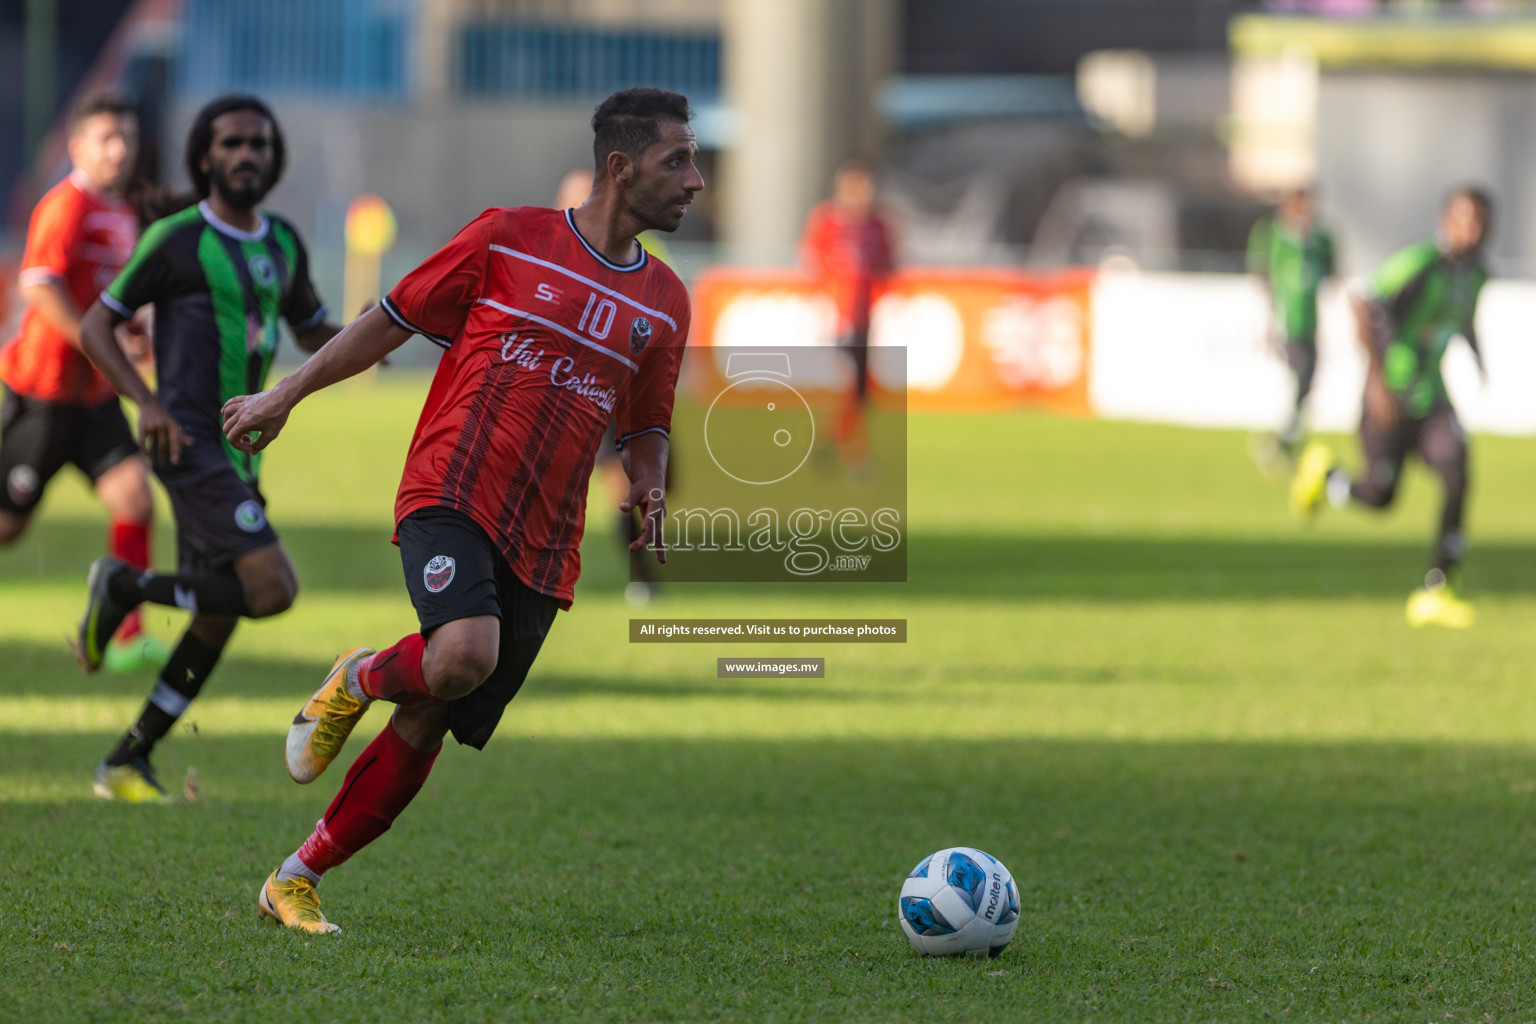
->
[1446, 184, 1494, 217]
[69, 92, 135, 133]
[184, 93, 285, 199]
[591, 88, 693, 170]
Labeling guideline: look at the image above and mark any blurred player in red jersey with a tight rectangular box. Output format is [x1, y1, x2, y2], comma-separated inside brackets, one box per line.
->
[222, 88, 702, 933]
[799, 158, 896, 469]
[0, 94, 167, 673]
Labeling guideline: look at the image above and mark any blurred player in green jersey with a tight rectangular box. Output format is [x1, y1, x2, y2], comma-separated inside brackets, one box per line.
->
[1291, 186, 1492, 629]
[1247, 186, 1335, 462]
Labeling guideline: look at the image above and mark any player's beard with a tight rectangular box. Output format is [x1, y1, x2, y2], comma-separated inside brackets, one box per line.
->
[209, 162, 273, 212]
[632, 180, 692, 234]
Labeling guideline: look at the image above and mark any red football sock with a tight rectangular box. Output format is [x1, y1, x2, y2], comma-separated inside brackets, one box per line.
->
[295, 818, 349, 876]
[358, 633, 434, 704]
[110, 519, 152, 640]
[297, 720, 439, 875]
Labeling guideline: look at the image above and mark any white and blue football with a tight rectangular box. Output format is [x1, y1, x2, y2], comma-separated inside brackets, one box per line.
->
[898, 847, 1021, 957]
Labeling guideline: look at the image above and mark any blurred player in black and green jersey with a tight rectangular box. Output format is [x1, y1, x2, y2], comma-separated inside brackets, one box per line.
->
[1291, 186, 1492, 629]
[74, 94, 345, 800]
[1247, 185, 1335, 459]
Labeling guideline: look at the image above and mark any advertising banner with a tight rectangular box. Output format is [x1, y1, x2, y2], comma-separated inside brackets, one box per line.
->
[695, 268, 1536, 435]
[692, 268, 1095, 414]
[1090, 273, 1536, 436]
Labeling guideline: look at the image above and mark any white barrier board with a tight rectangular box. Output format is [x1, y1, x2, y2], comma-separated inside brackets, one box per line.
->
[1090, 272, 1536, 435]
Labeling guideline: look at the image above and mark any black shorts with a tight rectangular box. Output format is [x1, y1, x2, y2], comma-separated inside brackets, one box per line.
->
[838, 327, 871, 400]
[0, 388, 139, 514]
[397, 506, 559, 750]
[154, 452, 279, 573]
[1359, 403, 1466, 487]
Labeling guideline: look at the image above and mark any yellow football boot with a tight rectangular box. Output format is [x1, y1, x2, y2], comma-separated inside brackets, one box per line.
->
[93, 758, 168, 803]
[258, 872, 340, 934]
[1406, 581, 1475, 629]
[1289, 440, 1335, 521]
[287, 647, 375, 784]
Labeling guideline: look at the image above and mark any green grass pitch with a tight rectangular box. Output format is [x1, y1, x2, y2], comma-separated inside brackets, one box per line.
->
[5, 375, 1536, 1022]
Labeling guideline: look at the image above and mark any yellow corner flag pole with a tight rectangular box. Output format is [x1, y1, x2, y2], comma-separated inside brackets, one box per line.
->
[343, 194, 397, 385]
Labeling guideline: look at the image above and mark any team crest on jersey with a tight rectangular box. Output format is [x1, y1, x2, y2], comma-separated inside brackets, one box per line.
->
[234, 500, 266, 533]
[629, 316, 653, 356]
[248, 253, 277, 288]
[424, 555, 456, 593]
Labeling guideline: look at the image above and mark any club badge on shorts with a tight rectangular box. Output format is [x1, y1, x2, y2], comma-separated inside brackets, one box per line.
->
[234, 500, 266, 532]
[7, 465, 38, 505]
[424, 554, 456, 593]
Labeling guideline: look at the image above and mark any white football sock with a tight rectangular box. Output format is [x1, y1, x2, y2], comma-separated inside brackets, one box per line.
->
[345, 658, 370, 702]
[276, 852, 323, 886]
[1325, 471, 1351, 510]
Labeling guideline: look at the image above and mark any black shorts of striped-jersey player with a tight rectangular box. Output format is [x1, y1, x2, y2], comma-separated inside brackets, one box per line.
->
[645, 345, 906, 584]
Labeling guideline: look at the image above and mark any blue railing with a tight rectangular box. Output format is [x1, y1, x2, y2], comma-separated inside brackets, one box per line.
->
[175, 3, 720, 104]
[456, 23, 721, 100]
[177, 0, 413, 100]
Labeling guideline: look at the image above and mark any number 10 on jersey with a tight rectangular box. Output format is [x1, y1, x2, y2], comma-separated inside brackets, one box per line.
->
[578, 293, 617, 340]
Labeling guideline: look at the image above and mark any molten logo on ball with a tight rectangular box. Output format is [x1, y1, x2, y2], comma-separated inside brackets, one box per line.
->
[898, 847, 1020, 958]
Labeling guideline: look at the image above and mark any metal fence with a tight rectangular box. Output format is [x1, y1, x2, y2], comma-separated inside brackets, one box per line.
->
[455, 23, 721, 100]
[177, 0, 414, 100]
[175, 2, 721, 104]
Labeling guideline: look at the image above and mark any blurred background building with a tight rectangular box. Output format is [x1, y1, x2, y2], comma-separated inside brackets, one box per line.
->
[7, 0, 1536, 271]
[5, 0, 1536, 423]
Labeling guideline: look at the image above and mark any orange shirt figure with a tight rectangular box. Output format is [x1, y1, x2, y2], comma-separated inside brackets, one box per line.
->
[0, 170, 138, 405]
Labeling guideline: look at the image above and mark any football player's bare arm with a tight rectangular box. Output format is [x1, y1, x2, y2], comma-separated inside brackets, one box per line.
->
[19, 279, 84, 347]
[295, 301, 383, 358]
[80, 300, 190, 464]
[620, 431, 670, 563]
[222, 305, 410, 453]
[1350, 291, 1396, 428]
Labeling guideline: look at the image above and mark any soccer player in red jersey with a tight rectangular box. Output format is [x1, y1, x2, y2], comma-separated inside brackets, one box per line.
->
[0, 94, 166, 672]
[799, 158, 896, 468]
[221, 88, 702, 933]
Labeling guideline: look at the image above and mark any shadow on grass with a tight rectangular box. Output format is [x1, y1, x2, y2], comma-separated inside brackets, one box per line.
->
[650, 532, 1536, 602]
[8, 637, 1116, 702]
[7, 518, 1536, 604]
[0, 517, 406, 595]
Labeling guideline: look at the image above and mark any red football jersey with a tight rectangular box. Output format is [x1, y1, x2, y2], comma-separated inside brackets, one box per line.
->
[799, 200, 895, 334]
[0, 172, 138, 404]
[383, 207, 690, 608]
